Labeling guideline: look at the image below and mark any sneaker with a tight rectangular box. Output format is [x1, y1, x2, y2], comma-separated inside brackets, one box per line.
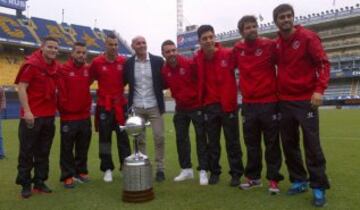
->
[155, 171, 165, 182]
[208, 174, 219, 185]
[63, 177, 75, 189]
[199, 170, 208, 185]
[103, 170, 113, 182]
[21, 184, 32, 198]
[239, 178, 262, 190]
[312, 188, 326, 207]
[287, 181, 308, 195]
[268, 180, 280, 195]
[33, 182, 52, 193]
[174, 168, 194, 182]
[74, 174, 90, 183]
[230, 176, 240, 187]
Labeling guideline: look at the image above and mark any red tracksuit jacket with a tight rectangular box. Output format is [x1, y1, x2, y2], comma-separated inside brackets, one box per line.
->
[15, 50, 58, 118]
[161, 55, 201, 111]
[57, 59, 92, 121]
[194, 43, 238, 112]
[89, 54, 127, 125]
[233, 37, 278, 103]
[274, 25, 330, 101]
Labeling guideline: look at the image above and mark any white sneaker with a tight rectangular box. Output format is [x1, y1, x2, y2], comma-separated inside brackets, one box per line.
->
[174, 168, 194, 182]
[103, 170, 113, 182]
[199, 170, 208, 185]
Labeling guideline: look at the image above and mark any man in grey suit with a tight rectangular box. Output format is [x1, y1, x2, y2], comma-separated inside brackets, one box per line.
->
[124, 36, 166, 182]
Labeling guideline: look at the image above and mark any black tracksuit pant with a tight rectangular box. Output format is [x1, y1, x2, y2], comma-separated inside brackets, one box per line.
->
[204, 103, 244, 177]
[60, 118, 92, 181]
[173, 108, 208, 170]
[98, 106, 131, 172]
[241, 102, 284, 182]
[16, 117, 55, 186]
[279, 100, 330, 189]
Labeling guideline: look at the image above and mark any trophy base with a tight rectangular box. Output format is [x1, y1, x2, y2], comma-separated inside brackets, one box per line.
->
[122, 188, 155, 203]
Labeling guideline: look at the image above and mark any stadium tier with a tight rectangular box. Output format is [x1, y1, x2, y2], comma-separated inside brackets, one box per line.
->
[0, 13, 37, 46]
[177, 4, 360, 102]
[0, 12, 132, 54]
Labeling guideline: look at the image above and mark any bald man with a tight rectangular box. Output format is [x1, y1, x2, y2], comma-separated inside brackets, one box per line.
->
[124, 36, 166, 182]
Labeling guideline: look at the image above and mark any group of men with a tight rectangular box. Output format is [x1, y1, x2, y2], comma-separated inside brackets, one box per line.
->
[14, 3, 330, 208]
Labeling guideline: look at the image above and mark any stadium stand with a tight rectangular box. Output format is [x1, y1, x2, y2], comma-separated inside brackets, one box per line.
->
[0, 13, 37, 46]
[70, 24, 105, 53]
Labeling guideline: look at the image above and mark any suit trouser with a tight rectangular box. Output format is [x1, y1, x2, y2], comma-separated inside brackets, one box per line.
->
[173, 108, 208, 170]
[204, 103, 244, 177]
[241, 102, 284, 181]
[60, 118, 92, 181]
[98, 106, 131, 172]
[134, 106, 165, 172]
[16, 117, 55, 186]
[279, 100, 330, 189]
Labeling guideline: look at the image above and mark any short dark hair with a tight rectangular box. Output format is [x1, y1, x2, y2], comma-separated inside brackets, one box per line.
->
[237, 15, 258, 33]
[72, 41, 86, 51]
[273, 4, 294, 23]
[106, 31, 117, 39]
[161, 40, 175, 51]
[197, 25, 215, 39]
[42, 36, 59, 44]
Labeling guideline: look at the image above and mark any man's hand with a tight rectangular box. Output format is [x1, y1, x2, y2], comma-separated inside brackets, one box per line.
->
[311, 92, 323, 108]
[23, 111, 35, 127]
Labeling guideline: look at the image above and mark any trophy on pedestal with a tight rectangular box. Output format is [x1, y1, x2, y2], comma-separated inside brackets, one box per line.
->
[119, 108, 154, 203]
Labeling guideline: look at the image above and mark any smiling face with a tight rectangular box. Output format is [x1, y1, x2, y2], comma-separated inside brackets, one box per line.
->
[275, 10, 295, 33]
[241, 21, 258, 41]
[199, 31, 216, 55]
[131, 36, 147, 58]
[162, 44, 177, 67]
[71, 45, 87, 65]
[41, 40, 59, 62]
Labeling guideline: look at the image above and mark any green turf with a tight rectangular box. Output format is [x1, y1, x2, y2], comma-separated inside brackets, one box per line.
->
[0, 109, 359, 210]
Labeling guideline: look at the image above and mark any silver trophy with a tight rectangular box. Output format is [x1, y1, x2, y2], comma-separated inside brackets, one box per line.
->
[120, 107, 154, 203]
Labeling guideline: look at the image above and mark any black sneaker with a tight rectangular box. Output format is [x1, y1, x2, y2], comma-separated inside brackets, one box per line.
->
[155, 171, 165, 182]
[33, 182, 52, 193]
[21, 184, 32, 199]
[209, 174, 220, 185]
[230, 176, 240, 187]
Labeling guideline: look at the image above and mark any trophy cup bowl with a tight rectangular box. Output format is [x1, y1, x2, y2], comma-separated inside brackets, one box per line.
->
[121, 116, 145, 136]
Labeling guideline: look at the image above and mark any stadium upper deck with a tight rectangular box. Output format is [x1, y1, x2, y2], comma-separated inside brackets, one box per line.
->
[0, 12, 132, 55]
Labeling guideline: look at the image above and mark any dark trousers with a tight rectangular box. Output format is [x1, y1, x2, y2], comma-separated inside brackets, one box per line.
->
[98, 106, 131, 172]
[241, 103, 284, 181]
[173, 108, 208, 170]
[60, 118, 92, 181]
[204, 103, 244, 177]
[279, 100, 330, 189]
[16, 117, 55, 186]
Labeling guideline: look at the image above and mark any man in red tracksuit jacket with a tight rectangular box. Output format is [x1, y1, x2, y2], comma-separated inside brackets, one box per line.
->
[89, 32, 130, 182]
[15, 36, 59, 198]
[233, 15, 284, 193]
[161, 40, 208, 185]
[273, 4, 330, 207]
[57, 42, 92, 188]
[193, 25, 244, 186]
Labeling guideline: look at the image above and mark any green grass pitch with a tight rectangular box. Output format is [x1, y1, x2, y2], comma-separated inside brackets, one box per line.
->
[0, 109, 359, 210]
